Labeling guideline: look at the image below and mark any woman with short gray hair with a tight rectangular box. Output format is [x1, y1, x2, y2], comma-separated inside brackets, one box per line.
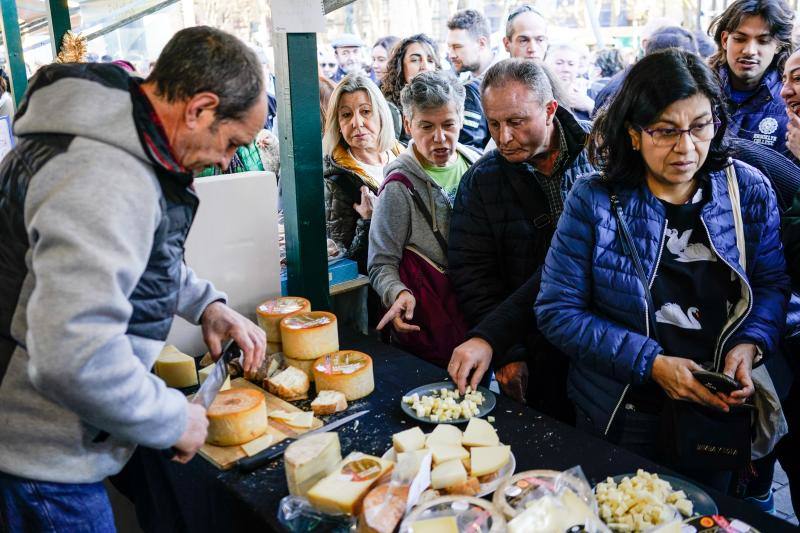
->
[368, 70, 481, 366]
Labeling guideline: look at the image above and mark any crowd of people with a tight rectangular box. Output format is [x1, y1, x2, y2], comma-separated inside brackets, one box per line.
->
[318, 0, 800, 519]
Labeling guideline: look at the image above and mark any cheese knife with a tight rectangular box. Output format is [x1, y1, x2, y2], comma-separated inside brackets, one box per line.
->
[237, 409, 369, 472]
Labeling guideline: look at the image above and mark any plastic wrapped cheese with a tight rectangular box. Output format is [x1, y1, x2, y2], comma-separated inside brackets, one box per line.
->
[281, 311, 339, 360]
[399, 496, 506, 533]
[307, 452, 394, 515]
[256, 296, 311, 343]
[285, 432, 342, 497]
[312, 351, 374, 400]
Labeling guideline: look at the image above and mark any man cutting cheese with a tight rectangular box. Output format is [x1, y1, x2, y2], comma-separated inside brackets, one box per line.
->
[0, 27, 266, 530]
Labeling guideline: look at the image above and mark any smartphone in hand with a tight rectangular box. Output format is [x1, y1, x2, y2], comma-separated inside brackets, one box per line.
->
[692, 370, 741, 394]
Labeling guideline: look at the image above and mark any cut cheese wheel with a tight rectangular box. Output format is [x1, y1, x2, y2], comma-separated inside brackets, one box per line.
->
[284, 355, 316, 382]
[281, 311, 339, 360]
[206, 389, 268, 446]
[197, 365, 231, 391]
[256, 296, 311, 343]
[360, 483, 409, 533]
[430, 459, 467, 490]
[241, 433, 274, 457]
[312, 351, 374, 400]
[462, 417, 499, 447]
[470, 445, 510, 477]
[410, 516, 458, 533]
[392, 426, 425, 453]
[285, 432, 341, 497]
[426, 424, 463, 447]
[429, 444, 469, 465]
[155, 345, 198, 388]
[307, 452, 394, 515]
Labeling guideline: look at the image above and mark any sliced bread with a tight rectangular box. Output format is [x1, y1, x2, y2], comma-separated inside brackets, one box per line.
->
[265, 366, 310, 401]
[311, 390, 348, 415]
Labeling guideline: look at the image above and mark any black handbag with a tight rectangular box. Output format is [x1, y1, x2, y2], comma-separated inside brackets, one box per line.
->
[609, 191, 753, 471]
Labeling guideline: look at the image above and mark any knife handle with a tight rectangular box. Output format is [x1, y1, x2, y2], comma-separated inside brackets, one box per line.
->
[237, 438, 296, 472]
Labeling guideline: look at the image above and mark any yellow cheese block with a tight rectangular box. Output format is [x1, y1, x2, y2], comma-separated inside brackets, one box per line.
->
[462, 417, 499, 447]
[307, 453, 394, 515]
[426, 424, 463, 447]
[430, 459, 467, 490]
[256, 296, 311, 343]
[312, 351, 374, 400]
[155, 345, 198, 388]
[281, 311, 339, 360]
[206, 389, 268, 446]
[411, 516, 458, 533]
[470, 445, 510, 477]
[284, 355, 316, 382]
[197, 365, 231, 391]
[285, 432, 341, 497]
[241, 434, 274, 457]
[429, 444, 470, 465]
[392, 427, 425, 453]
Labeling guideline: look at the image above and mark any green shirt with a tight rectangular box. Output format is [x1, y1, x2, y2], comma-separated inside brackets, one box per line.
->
[421, 153, 469, 204]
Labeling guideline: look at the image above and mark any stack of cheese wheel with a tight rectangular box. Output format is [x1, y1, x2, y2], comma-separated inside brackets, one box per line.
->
[256, 296, 311, 353]
[281, 311, 339, 381]
[206, 388, 268, 447]
[312, 350, 374, 400]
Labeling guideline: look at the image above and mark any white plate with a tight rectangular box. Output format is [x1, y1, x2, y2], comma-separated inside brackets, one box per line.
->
[381, 443, 515, 498]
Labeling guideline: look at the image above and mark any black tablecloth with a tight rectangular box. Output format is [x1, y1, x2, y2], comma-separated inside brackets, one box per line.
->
[114, 330, 798, 532]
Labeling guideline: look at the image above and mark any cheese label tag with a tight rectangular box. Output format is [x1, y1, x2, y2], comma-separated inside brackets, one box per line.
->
[283, 313, 332, 329]
[503, 476, 554, 509]
[339, 457, 382, 482]
[258, 297, 305, 315]
[315, 352, 366, 375]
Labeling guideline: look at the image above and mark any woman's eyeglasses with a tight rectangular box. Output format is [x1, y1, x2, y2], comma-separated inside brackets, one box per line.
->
[639, 120, 721, 147]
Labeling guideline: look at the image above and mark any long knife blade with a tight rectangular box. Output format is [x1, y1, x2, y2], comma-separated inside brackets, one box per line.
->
[237, 409, 369, 472]
[192, 339, 241, 409]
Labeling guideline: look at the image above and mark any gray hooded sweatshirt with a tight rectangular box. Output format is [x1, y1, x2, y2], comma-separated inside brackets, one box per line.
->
[0, 71, 225, 483]
[368, 142, 480, 308]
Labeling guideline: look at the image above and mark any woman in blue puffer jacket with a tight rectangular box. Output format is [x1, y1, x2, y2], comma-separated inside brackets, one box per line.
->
[535, 49, 790, 489]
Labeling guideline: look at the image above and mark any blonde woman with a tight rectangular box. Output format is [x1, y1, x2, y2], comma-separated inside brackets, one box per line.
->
[323, 73, 402, 275]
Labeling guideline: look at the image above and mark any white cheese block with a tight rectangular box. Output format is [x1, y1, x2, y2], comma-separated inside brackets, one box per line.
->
[307, 452, 394, 515]
[206, 389, 268, 446]
[284, 432, 341, 497]
[256, 296, 311, 343]
[392, 427, 425, 453]
[425, 424, 463, 447]
[410, 516, 459, 533]
[430, 459, 468, 490]
[284, 355, 316, 382]
[312, 351, 374, 400]
[470, 445, 510, 477]
[268, 410, 296, 422]
[197, 365, 231, 391]
[396, 449, 430, 473]
[429, 444, 469, 465]
[281, 311, 339, 360]
[462, 417, 500, 447]
[266, 365, 310, 400]
[155, 345, 198, 388]
[241, 434, 274, 457]
[286, 411, 314, 429]
[311, 390, 348, 416]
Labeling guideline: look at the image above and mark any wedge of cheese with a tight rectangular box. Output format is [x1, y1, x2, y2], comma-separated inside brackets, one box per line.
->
[285, 432, 341, 497]
[155, 345, 198, 388]
[312, 351, 374, 400]
[197, 365, 231, 391]
[429, 444, 469, 465]
[307, 453, 394, 515]
[206, 389, 268, 446]
[281, 311, 339, 360]
[425, 424, 463, 447]
[256, 296, 311, 343]
[392, 426, 425, 453]
[462, 417, 499, 447]
[410, 516, 458, 533]
[430, 459, 467, 490]
[241, 434, 274, 457]
[470, 445, 510, 477]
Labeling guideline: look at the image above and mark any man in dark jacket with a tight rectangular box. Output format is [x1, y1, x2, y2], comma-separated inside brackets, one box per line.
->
[447, 59, 593, 421]
[0, 27, 267, 529]
[709, 0, 795, 156]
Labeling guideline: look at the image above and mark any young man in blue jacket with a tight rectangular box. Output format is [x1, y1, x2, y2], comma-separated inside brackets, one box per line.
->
[709, 0, 795, 156]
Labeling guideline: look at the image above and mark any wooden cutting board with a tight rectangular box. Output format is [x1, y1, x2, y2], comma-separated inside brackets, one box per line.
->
[197, 378, 323, 470]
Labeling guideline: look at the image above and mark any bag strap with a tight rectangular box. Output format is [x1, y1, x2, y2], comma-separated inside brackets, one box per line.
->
[382, 173, 449, 254]
[609, 191, 661, 344]
[726, 164, 746, 271]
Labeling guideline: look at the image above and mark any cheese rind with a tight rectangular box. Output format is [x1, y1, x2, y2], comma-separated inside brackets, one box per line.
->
[256, 296, 311, 343]
[462, 417, 500, 447]
[307, 453, 394, 515]
[430, 459, 467, 490]
[312, 351, 374, 400]
[281, 311, 339, 360]
[311, 390, 348, 416]
[155, 345, 198, 388]
[470, 445, 510, 477]
[392, 427, 425, 453]
[206, 389, 268, 446]
[285, 432, 342, 497]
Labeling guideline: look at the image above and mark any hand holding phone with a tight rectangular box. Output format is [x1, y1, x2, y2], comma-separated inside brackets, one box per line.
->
[692, 370, 742, 395]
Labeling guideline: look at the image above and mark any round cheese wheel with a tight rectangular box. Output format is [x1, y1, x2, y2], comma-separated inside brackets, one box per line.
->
[312, 351, 374, 400]
[284, 355, 316, 382]
[206, 388, 268, 447]
[280, 311, 339, 361]
[256, 297, 311, 343]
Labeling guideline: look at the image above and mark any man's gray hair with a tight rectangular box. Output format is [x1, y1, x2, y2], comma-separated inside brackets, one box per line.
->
[146, 26, 264, 122]
[481, 58, 554, 106]
[400, 70, 466, 120]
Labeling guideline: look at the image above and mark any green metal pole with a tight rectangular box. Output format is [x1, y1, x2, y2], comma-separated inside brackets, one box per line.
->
[274, 32, 331, 310]
[47, 0, 72, 59]
[0, 0, 27, 107]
